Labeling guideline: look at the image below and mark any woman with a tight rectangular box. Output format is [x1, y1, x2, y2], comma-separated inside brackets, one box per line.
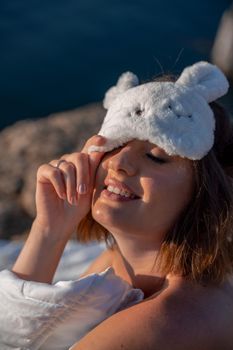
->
[3, 62, 233, 349]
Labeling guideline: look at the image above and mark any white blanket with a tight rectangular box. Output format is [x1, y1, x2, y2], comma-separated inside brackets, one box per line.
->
[0, 239, 105, 282]
[0, 240, 144, 350]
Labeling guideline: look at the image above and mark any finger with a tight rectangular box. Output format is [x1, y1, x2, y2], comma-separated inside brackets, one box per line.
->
[49, 159, 67, 170]
[37, 164, 66, 200]
[56, 161, 77, 205]
[69, 153, 89, 195]
[81, 135, 106, 154]
[54, 154, 90, 196]
[81, 135, 107, 185]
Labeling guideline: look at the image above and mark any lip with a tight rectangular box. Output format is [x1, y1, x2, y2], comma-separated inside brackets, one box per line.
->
[101, 189, 139, 202]
[103, 177, 140, 198]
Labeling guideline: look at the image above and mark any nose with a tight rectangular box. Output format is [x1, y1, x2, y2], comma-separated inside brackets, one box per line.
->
[103, 143, 138, 176]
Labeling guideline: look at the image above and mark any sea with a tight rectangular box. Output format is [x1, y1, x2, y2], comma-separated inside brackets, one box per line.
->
[0, 0, 232, 130]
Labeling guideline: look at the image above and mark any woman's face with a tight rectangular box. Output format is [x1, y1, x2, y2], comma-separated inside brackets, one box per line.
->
[92, 139, 195, 241]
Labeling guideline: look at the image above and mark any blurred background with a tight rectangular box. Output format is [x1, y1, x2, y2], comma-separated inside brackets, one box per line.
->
[0, 0, 233, 273]
[1, 0, 233, 130]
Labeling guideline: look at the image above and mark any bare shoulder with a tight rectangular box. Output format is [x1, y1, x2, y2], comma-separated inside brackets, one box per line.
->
[144, 276, 233, 350]
[79, 246, 115, 277]
[73, 274, 233, 350]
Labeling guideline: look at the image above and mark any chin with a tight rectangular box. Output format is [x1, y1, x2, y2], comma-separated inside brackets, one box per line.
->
[92, 202, 119, 229]
[91, 201, 134, 235]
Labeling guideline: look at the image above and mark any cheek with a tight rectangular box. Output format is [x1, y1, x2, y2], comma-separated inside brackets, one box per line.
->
[140, 177, 158, 202]
[167, 166, 194, 212]
[142, 164, 194, 207]
[91, 164, 106, 198]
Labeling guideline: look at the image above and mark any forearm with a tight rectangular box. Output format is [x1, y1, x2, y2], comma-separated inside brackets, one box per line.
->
[11, 220, 70, 284]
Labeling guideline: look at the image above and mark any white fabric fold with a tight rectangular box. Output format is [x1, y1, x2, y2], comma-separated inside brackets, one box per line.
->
[0, 267, 144, 350]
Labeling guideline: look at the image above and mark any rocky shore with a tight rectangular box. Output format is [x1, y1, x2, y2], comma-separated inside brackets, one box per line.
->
[0, 103, 105, 240]
[211, 5, 233, 80]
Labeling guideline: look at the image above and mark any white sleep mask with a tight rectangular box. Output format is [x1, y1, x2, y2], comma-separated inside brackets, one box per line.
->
[88, 61, 229, 160]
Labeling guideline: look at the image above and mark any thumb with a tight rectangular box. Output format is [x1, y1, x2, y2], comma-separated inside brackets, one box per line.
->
[83, 135, 107, 184]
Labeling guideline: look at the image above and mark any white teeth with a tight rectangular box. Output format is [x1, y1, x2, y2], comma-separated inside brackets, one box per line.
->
[106, 185, 134, 198]
[113, 187, 120, 194]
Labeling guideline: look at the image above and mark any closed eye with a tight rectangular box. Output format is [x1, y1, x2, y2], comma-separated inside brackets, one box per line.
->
[146, 153, 167, 164]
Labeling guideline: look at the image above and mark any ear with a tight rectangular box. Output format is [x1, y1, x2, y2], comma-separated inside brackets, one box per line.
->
[176, 61, 229, 102]
[103, 71, 139, 109]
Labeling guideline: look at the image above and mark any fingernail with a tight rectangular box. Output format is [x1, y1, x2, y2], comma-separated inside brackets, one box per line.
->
[78, 184, 87, 194]
[70, 196, 76, 205]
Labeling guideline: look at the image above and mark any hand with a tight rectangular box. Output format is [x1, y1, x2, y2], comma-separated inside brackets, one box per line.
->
[34, 135, 106, 240]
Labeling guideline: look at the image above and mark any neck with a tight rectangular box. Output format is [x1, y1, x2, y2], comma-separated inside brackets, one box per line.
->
[111, 234, 167, 298]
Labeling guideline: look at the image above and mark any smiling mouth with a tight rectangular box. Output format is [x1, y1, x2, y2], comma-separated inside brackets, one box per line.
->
[102, 185, 140, 200]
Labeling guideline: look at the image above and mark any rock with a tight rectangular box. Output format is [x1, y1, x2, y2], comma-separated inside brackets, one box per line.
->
[0, 199, 32, 240]
[211, 6, 233, 79]
[0, 102, 105, 239]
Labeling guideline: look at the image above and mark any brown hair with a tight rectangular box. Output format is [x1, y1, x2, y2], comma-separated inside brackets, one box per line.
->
[77, 76, 233, 285]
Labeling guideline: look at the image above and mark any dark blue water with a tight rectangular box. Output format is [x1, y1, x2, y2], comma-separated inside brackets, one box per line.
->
[0, 0, 232, 129]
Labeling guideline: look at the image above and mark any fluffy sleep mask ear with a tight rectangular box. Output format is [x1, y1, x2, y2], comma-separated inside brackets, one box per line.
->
[176, 61, 229, 102]
[103, 71, 139, 109]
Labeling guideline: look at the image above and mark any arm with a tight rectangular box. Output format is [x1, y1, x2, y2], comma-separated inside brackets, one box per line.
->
[11, 135, 107, 284]
[11, 219, 72, 283]
[69, 299, 162, 350]
[70, 293, 207, 350]
[12, 224, 113, 283]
